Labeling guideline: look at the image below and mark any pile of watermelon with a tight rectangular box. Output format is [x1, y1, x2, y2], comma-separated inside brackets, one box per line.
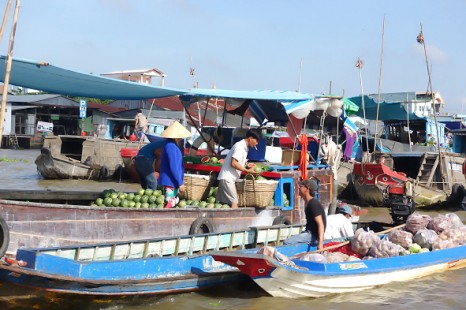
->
[91, 188, 230, 209]
[201, 156, 224, 165]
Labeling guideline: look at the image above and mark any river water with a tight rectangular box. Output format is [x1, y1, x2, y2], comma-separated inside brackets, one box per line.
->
[0, 149, 465, 310]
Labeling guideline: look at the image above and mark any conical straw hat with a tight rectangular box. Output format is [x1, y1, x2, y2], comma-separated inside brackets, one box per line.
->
[160, 121, 192, 139]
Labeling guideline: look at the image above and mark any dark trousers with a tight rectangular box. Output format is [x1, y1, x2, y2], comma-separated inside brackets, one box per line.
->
[134, 156, 158, 190]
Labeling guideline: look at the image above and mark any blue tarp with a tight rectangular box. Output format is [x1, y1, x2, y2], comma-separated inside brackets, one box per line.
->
[0, 56, 185, 99]
[349, 93, 427, 121]
[0, 56, 347, 125]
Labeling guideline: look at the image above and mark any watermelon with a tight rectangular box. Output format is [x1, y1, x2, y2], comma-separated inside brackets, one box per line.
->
[210, 157, 219, 164]
[218, 159, 225, 164]
[201, 156, 210, 164]
[245, 162, 255, 169]
[95, 198, 103, 206]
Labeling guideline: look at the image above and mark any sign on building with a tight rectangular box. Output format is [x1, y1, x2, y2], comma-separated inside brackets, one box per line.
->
[80, 99, 87, 118]
[37, 121, 54, 132]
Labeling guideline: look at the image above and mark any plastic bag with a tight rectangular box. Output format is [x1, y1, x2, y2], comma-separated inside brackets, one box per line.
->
[299, 253, 327, 263]
[405, 213, 432, 234]
[432, 239, 457, 251]
[323, 251, 349, 263]
[427, 215, 453, 234]
[367, 239, 407, 258]
[445, 213, 464, 228]
[438, 228, 463, 245]
[388, 229, 413, 249]
[350, 228, 380, 256]
[413, 229, 438, 250]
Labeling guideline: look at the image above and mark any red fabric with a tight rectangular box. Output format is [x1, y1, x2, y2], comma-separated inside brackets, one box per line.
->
[324, 242, 362, 259]
[298, 134, 308, 180]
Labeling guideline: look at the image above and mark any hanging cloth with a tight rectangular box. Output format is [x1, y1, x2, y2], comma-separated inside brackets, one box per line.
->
[298, 134, 309, 180]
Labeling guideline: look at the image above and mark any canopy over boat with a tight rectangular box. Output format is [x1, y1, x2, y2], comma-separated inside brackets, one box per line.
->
[0, 56, 358, 123]
[350, 92, 428, 121]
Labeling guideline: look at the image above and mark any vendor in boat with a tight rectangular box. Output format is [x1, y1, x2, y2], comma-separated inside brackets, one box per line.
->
[134, 109, 149, 140]
[189, 126, 224, 156]
[216, 129, 262, 208]
[134, 139, 164, 190]
[324, 205, 354, 241]
[158, 121, 192, 208]
[284, 178, 326, 250]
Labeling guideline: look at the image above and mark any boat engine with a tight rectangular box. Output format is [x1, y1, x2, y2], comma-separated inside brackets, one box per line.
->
[382, 182, 415, 224]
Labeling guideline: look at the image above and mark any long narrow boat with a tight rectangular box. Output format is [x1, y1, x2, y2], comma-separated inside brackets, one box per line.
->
[36, 135, 142, 180]
[0, 224, 304, 295]
[0, 199, 299, 256]
[212, 243, 466, 299]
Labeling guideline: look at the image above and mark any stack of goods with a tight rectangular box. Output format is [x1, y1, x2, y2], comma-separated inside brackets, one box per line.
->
[293, 212, 464, 264]
[90, 188, 231, 209]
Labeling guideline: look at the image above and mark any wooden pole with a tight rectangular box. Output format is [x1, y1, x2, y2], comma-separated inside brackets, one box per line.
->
[356, 58, 369, 160]
[373, 16, 385, 154]
[0, 0, 20, 148]
[417, 24, 444, 185]
[0, 0, 12, 42]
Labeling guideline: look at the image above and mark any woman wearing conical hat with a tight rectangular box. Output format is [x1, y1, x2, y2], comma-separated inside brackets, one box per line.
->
[158, 121, 192, 208]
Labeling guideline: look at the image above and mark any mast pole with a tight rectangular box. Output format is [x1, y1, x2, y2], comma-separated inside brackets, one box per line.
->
[417, 24, 444, 185]
[374, 16, 385, 154]
[0, 0, 20, 148]
[356, 58, 369, 161]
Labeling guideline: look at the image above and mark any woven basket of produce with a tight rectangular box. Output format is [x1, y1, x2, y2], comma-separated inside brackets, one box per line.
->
[182, 173, 212, 201]
[235, 174, 278, 208]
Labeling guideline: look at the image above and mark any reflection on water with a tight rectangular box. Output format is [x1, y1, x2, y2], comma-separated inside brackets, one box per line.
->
[1, 269, 465, 310]
[0, 149, 139, 193]
[0, 150, 465, 309]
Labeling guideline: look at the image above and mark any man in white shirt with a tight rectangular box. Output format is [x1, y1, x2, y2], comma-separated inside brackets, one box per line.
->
[324, 205, 354, 240]
[216, 129, 261, 208]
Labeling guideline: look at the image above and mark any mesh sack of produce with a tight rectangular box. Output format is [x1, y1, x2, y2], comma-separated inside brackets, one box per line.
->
[427, 214, 453, 234]
[432, 238, 457, 250]
[350, 228, 380, 256]
[299, 253, 327, 263]
[323, 251, 349, 263]
[413, 229, 439, 250]
[387, 229, 413, 249]
[367, 239, 407, 258]
[405, 213, 432, 234]
[438, 228, 464, 245]
[445, 213, 464, 229]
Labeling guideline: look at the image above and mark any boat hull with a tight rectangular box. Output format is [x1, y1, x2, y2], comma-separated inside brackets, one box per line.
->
[0, 199, 294, 256]
[0, 225, 304, 296]
[212, 244, 466, 298]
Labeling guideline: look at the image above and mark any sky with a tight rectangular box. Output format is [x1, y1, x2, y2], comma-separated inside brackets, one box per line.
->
[1, 0, 465, 113]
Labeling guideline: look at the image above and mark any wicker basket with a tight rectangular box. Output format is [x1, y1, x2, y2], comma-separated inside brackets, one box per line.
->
[235, 174, 278, 208]
[182, 173, 212, 201]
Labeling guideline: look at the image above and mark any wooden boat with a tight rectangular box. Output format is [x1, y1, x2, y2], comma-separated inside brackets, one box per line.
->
[352, 153, 466, 207]
[0, 198, 302, 257]
[36, 135, 141, 180]
[35, 147, 109, 180]
[0, 224, 305, 296]
[212, 243, 466, 299]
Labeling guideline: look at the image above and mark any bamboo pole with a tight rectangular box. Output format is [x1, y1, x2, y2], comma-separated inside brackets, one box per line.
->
[417, 24, 445, 186]
[356, 58, 369, 161]
[0, 0, 12, 42]
[373, 16, 385, 154]
[0, 0, 20, 148]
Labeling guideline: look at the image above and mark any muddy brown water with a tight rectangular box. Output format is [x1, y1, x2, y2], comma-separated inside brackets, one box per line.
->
[0, 149, 465, 309]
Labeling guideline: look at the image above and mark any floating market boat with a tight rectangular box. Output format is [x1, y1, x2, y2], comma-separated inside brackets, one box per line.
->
[0, 224, 304, 296]
[351, 151, 466, 207]
[36, 135, 140, 180]
[212, 242, 466, 299]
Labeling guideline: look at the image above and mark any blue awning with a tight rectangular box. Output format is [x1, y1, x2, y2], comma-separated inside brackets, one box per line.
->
[0, 56, 345, 125]
[349, 93, 427, 121]
[0, 56, 186, 99]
